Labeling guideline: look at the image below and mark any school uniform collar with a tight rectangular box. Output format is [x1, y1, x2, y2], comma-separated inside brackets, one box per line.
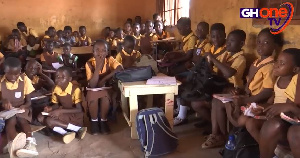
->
[156, 31, 166, 38]
[1, 75, 23, 83]
[80, 36, 87, 40]
[122, 49, 136, 56]
[196, 38, 210, 48]
[133, 34, 141, 39]
[55, 82, 73, 95]
[45, 51, 56, 55]
[211, 44, 226, 54]
[227, 50, 244, 61]
[182, 32, 194, 43]
[254, 56, 274, 67]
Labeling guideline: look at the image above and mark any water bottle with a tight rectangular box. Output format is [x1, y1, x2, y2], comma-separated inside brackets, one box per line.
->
[225, 134, 236, 150]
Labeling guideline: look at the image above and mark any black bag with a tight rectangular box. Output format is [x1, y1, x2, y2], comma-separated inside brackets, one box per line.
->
[115, 66, 153, 82]
[221, 127, 259, 158]
[181, 57, 230, 101]
[136, 108, 178, 157]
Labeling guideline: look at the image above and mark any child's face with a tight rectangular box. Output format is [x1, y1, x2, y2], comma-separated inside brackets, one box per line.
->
[64, 30, 72, 37]
[135, 17, 141, 24]
[63, 45, 71, 54]
[109, 31, 115, 38]
[55, 70, 71, 88]
[12, 32, 20, 39]
[133, 25, 140, 34]
[141, 24, 146, 31]
[177, 23, 190, 36]
[226, 34, 243, 53]
[124, 23, 132, 32]
[196, 24, 208, 39]
[256, 32, 275, 57]
[154, 22, 163, 34]
[73, 31, 79, 37]
[46, 42, 54, 52]
[273, 52, 295, 77]
[116, 30, 124, 39]
[57, 31, 63, 38]
[145, 22, 153, 34]
[93, 43, 108, 58]
[4, 66, 21, 83]
[123, 40, 134, 54]
[104, 28, 110, 36]
[25, 62, 39, 78]
[28, 37, 36, 47]
[211, 30, 226, 48]
[79, 28, 86, 36]
[154, 15, 162, 22]
[48, 29, 56, 37]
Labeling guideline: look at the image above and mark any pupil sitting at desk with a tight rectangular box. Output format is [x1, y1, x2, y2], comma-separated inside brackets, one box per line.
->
[112, 28, 124, 54]
[79, 26, 92, 47]
[140, 20, 158, 56]
[132, 23, 141, 51]
[85, 39, 123, 135]
[115, 35, 141, 69]
[40, 40, 59, 70]
[58, 43, 78, 70]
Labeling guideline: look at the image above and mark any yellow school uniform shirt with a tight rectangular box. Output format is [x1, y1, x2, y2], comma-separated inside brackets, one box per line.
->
[80, 36, 92, 46]
[248, 56, 275, 96]
[19, 28, 38, 40]
[0, 74, 35, 99]
[285, 74, 298, 102]
[195, 39, 212, 55]
[115, 49, 141, 64]
[153, 31, 171, 40]
[85, 56, 121, 81]
[52, 82, 82, 104]
[0, 52, 4, 59]
[31, 75, 40, 85]
[182, 32, 197, 53]
[213, 50, 246, 88]
[112, 38, 124, 48]
[210, 45, 226, 55]
[274, 77, 288, 104]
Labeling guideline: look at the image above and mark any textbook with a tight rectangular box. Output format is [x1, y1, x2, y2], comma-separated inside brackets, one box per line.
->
[86, 87, 112, 91]
[146, 76, 176, 85]
[0, 108, 25, 120]
[280, 112, 300, 125]
[213, 94, 234, 103]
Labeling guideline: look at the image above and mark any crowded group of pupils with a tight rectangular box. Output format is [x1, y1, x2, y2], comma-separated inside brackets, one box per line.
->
[0, 12, 300, 158]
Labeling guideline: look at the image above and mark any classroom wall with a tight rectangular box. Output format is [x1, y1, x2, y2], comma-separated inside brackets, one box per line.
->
[0, 0, 156, 41]
[190, 0, 300, 62]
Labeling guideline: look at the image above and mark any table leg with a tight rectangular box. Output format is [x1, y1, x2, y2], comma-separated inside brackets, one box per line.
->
[121, 93, 128, 117]
[146, 95, 153, 108]
[165, 93, 174, 129]
[129, 95, 138, 139]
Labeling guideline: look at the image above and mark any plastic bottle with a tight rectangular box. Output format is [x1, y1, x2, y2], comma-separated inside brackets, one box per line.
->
[225, 134, 236, 150]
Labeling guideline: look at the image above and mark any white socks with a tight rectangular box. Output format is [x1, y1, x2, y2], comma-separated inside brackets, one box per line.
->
[177, 105, 188, 119]
[53, 127, 67, 135]
[67, 124, 81, 132]
[91, 118, 98, 122]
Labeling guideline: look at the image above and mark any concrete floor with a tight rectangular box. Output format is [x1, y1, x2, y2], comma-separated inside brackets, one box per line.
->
[0, 114, 222, 158]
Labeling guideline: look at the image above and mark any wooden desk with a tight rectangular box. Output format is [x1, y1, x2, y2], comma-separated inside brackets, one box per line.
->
[53, 46, 93, 54]
[118, 74, 181, 139]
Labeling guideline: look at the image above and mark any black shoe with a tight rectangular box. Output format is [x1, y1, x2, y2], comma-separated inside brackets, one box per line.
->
[100, 121, 111, 135]
[90, 121, 100, 135]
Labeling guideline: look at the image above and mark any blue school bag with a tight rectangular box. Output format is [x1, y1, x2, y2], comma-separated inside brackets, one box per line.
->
[136, 107, 178, 157]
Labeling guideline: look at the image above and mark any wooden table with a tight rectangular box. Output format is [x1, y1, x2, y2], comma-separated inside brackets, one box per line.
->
[118, 74, 181, 139]
[54, 46, 93, 54]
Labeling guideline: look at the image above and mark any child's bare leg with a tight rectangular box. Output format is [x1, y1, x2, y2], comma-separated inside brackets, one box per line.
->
[245, 118, 264, 142]
[100, 97, 110, 120]
[191, 101, 211, 123]
[211, 99, 221, 135]
[88, 99, 99, 120]
[238, 115, 250, 127]
[37, 114, 45, 124]
[259, 118, 289, 158]
[6, 116, 17, 141]
[212, 99, 227, 136]
[45, 117, 68, 129]
[287, 125, 300, 157]
[16, 117, 32, 138]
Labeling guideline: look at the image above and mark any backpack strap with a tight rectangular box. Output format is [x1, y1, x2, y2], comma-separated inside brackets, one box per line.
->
[245, 60, 274, 95]
[295, 74, 300, 104]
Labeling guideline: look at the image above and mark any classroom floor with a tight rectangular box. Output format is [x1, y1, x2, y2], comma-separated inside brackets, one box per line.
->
[1, 112, 222, 158]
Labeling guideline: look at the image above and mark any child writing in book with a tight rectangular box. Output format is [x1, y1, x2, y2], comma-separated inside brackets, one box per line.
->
[85, 40, 123, 135]
[1, 57, 38, 157]
[38, 66, 87, 144]
[40, 40, 59, 70]
[7, 29, 27, 56]
[58, 43, 79, 70]
[115, 35, 141, 69]
[238, 48, 299, 144]
[79, 26, 92, 46]
[201, 28, 282, 149]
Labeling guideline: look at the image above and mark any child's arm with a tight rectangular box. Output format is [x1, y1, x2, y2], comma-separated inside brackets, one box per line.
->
[205, 52, 237, 78]
[88, 56, 105, 88]
[38, 63, 55, 90]
[98, 65, 123, 87]
[20, 94, 32, 109]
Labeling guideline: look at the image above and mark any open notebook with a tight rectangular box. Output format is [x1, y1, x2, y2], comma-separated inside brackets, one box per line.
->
[213, 94, 234, 103]
[0, 108, 25, 120]
[280, 112, 300, 125]
[86, 87, 112, 91]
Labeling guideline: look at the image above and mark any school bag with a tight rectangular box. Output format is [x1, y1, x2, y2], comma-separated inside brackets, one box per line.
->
[135, 54, 159, 74]
[221, 127, 260, 158]
[136, 107, 178, 157]
[180, 57, 230, 101]
[115, 66, 154, 82]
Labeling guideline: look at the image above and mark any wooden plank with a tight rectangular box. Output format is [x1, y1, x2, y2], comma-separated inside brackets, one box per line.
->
[165, 93, 174, 129]
[129, 94, 138, 139]
[54, 46, 93, 54]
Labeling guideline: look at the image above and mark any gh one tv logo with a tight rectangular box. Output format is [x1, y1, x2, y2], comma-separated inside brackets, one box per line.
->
[240, 2, 294, 34]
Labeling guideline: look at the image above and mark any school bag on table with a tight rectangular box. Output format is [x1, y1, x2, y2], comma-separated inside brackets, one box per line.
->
[115, 66, 154, 82]
[136, 107, 178, 157]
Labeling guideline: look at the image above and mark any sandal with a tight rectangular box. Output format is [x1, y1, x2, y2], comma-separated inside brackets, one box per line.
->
[201, 134, 225, 149]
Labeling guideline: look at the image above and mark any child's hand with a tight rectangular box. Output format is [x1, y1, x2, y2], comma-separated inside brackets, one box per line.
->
[98, 79, 106, 87]
[251, 105, 264, 116]
[44, 106, 53, 112]
[19, 105, 28, 110]
[95, 55, 105, 69]
[2, 99, 13, 110]
[264, 104, 293, 119]
[37, 62, 43, 75]
[203, 52, 213, 61]
[49, 109, 61, 119]
[233, 96, 245, 107]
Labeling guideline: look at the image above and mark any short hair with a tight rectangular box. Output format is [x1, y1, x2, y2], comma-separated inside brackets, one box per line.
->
[124, 35, 136, 45]
[12, 29, 19, 34]
[211, 23, 225, 32]
[145, 20, 153, 25]
[104, 27, 111, 30]
[154, 20, 163, 27]
[28, 35, 36, 41]
[25, 59, 38, 69]
[229, 29, 246, 41]
[124, 22, 132, 26]
[48, 26, 55, 31]
[17, 22, 25, 27]
[93, 39, 108, 50]
[198, 22, 209, 32]
[4, 57, 21, 69]
[259, 28, 284, 47]
[177, 17, 191, 26]
[64, 26, 72, 31]
[57, 30, 63, 34]
[153, 13, 160, 20]
[282, 48, 300, 67]
[135, 16, 141, 19]
[79, 26, 86, 30]
[116, 28, 123, 33]
[133, 23, 141, 27]
[57, 66, 72, 77]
